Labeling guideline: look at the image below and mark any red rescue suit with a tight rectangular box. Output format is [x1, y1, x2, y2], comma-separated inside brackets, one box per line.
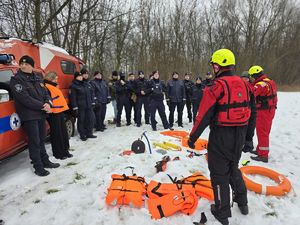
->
[252, 74, 277, 157]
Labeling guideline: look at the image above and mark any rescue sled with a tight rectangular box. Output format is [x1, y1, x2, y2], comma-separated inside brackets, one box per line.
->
[160, 130, 189, 139]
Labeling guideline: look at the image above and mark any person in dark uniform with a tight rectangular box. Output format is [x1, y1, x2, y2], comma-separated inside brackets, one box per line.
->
[115, 72, 131, 127]
[81, 68, 97, 138]
[188, 49, 250, 225]
[91, 71, 111, 132]
[10, 55, 60, 177]
[166, 72, 186, 128]
[44, 71, 73, 160]
[148, 70, 172, 131]
[202, 71, 213, 86]
[108, 71, 119, 124]
[240, 71, 257, 154]
[183, 72, 194, 123]
[191, 76, 204, 123]
[135, 71, 150, 127]
[70, 71, 96, 141]
[127, 72, 137, 125]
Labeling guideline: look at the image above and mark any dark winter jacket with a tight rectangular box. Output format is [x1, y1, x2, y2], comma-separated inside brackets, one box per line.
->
[91, 78, 111, 104]
[191, 83, 204, 104]
[148, 79, 167, 101]
[69, 79, 95, 110]
[115, 80, 131, 100]
[184, 79, 194, 100]
[135, 77, 152, 97]
[108, 78, 118, 100]
[166, 79, 186, 103]
[10, 70, 51, 122]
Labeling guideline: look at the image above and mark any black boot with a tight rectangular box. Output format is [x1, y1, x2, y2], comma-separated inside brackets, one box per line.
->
[210, 204, 229, 225]
[238, 205, 249, 215]
[34, 167, 50, 176]
[43, 161, 60, 168]
[87, 134, 97, 138]
[250, 155, 268, 163]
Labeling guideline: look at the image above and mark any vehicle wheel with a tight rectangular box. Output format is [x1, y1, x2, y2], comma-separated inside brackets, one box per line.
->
[65, 116, 75, 138]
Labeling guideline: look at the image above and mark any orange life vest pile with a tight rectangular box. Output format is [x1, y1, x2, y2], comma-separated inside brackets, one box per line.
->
[105, 172, 214, 219]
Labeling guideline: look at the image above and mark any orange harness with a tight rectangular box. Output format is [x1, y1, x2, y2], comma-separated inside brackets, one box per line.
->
[105, 174, 146, 207]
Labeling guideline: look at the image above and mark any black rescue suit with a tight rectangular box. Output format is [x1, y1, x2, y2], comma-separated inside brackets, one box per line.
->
[10, 70, 52, 171]
[189, 71, 251, 221]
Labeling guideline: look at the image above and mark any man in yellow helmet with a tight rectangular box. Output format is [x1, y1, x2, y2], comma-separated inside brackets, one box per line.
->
[188, 49, 251, 225]
[248, 65, 277, 163]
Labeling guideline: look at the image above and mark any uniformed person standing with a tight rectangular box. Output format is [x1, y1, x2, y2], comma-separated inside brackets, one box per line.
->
[70, 71, 96, 141]
[166, 72, 186, 128]
[148, 70, 172, 131]
[10, 55, 60, 176]
[91, 71, 111, 132]
[183, 72, 194, 123]
[191, 76, 204, 123]
[188, 49, 250, 225]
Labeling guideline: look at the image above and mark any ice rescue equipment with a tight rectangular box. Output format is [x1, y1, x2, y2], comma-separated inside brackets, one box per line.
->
[153, 142, 181, 151]
[240, 166, 291, 196]
[214, 76, 251, 126]
[182, 137, 208, 150]
[45, 83, 69, 113]
[154, 156, 180, 173]
[105, 174, 146, 207]
[148, 190, 198, 219]
[131, 139, 145, 154]
[179, 172, 214, 201]
[160, 130, 189, 139]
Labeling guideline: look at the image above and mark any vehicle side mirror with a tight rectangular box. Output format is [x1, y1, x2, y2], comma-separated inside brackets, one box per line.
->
[0, 89, 9, 103]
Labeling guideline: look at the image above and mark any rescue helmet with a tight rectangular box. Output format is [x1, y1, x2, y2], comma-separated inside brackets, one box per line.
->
[210, 49, 235, 67]
[248, 65, 263, 76]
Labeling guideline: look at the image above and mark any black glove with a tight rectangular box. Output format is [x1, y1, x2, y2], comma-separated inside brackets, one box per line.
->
[72, 109, 78, 118]
[187, 139, 195, 149]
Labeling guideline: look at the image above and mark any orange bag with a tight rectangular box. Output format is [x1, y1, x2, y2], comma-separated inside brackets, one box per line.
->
[148, 190, 198, 219]
[105, 174, 146, 207]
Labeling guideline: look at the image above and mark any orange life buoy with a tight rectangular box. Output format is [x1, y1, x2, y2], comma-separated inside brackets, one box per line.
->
[240, 166, 291, 196]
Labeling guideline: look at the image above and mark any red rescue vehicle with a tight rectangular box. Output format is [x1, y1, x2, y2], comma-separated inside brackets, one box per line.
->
[0, 37, 84, 160]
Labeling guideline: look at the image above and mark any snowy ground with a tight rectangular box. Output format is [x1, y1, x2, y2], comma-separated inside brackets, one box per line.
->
[0, 92, 300, 225]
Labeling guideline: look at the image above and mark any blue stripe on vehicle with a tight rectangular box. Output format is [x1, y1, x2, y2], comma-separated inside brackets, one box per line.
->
[0, 116, 11, 134]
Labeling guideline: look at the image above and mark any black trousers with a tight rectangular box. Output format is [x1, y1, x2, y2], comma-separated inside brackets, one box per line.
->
[192, 102, 200, 123]
[22, 119, 49, 170]
[168, 102, 184, 127]
[135, 96, 150, 125]
[94, 103, 107, 129]
[207, 126, 248, 219]
[47, 113, 70, 159]
[150, 99, 169, 130]
[78, 107, 95, 138]
[185, 99, 192, 120]
[129, 99, 137, 124]
[116, 97, 131, 124]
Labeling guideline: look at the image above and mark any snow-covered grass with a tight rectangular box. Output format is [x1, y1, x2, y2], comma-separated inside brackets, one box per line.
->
[0, 92, 300, 225]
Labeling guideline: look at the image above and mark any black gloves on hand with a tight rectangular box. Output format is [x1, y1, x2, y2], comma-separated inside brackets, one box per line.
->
[187, 139, 195, 149]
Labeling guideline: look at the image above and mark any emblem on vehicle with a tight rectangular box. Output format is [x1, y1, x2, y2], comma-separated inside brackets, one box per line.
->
[10, 113, 21, 131]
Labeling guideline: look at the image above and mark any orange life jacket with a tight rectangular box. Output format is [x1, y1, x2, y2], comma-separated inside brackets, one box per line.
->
[148, 190, 198, 219]
[45, 83, 69, 113]
[105, 174, 146, 208]
[215, 76, 251, 126]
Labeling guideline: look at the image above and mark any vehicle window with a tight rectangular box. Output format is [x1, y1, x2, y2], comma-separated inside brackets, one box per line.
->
[61, 60, 76, 74]
[79, 63, 84, 72]
[0, 70, 14, 84]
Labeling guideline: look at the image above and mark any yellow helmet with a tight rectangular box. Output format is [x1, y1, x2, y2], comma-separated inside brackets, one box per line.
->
[210, 49, 235, 67]
[248, 65, 263, 76]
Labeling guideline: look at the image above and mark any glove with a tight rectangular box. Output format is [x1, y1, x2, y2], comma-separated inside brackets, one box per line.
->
[72, 109, 78, 118]
[187, 139, 195, 149]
